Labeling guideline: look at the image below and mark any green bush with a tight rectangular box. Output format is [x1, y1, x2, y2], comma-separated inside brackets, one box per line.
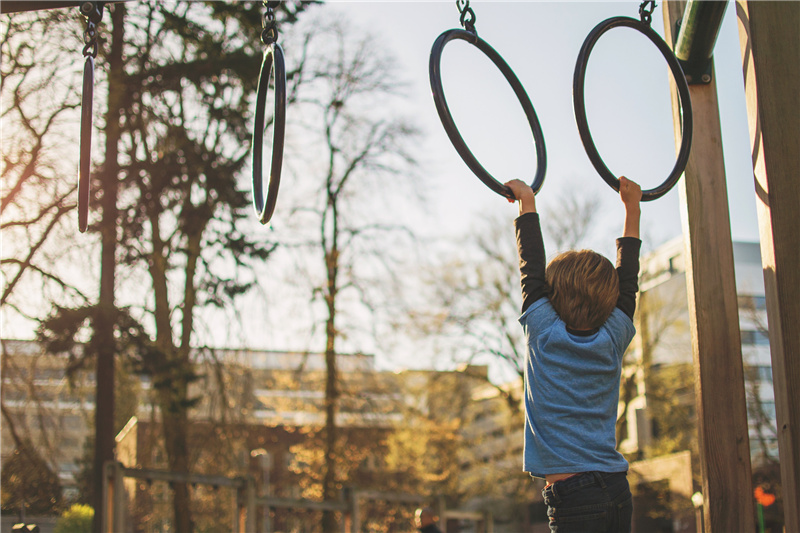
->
[54, 504, 94, 533]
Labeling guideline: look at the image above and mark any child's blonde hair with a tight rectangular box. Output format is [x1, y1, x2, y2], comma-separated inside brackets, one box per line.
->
[545, 250, 619, 330]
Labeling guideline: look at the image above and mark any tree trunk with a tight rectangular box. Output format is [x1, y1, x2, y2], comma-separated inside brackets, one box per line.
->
[322, 245, 339, 533]
[92, 4, 124, 532]
[160, 384, 193, 533]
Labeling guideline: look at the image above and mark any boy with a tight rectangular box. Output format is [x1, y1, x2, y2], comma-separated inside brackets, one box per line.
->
[505, 176, 642, 533]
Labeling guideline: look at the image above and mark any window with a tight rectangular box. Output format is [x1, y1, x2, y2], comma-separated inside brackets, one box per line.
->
[745, 365, 773, 382]
[741, 329, 770, 346]
[34, 368, 64, 381]
[739, 295, 767, 311]
[668, 256, 677, 274]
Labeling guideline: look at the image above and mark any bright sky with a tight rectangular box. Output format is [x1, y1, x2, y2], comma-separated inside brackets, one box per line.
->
[2, 1, 762, 379]
[328, 0, 759, 253]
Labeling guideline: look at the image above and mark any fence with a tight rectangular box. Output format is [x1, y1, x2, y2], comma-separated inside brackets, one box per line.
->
[104, 461, 492, 532]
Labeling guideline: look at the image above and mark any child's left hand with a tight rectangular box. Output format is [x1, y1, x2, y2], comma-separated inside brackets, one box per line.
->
[505, 179, 534, 203]
[504, 179, 537, 214]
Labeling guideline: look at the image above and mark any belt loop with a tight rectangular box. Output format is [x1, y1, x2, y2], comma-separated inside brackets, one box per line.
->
[592, 471, 607, 488]
[545, 482, 560, 505]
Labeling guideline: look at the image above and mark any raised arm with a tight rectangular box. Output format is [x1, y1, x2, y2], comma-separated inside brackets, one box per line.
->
[616, 176, 642, 319]
[620, 176, 641, 239]
[506, 180, 547, 314]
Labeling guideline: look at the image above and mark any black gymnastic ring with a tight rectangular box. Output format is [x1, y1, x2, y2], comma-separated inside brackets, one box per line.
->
[429, 29, 546, 199]
[252, 43, 286, 225]
[78, 55, 94, 233]
[573, 16, 692, 202]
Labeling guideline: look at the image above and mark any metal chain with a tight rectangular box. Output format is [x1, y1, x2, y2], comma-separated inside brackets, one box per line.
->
[262, 0, 280, 45]
[638, 0, 657, 26]
[80, 2, 103, 58]
[83, 21, 98, 58]
[456, 0, 477, 34]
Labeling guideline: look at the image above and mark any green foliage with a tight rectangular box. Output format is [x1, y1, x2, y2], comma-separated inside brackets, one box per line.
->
[54, 504, 94, 533]
[0, 440, 62, 515]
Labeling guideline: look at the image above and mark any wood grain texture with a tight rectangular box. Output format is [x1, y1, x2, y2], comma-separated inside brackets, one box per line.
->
[736, 1, 800, 528]
[662, 3, 755, 531]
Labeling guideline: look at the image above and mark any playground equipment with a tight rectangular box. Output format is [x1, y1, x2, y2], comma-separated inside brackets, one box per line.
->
[2, 0, 798, 529]
[672, 0, 728, 84]
[103, 461, 492, 533]
[78, 1, 103, 232]
[572, 0, 693, 201]
[429, 0, 546, 199]
[251, 0, 286, 225]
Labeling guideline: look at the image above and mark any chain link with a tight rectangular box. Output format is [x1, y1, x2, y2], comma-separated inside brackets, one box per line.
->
[639, 0, 657, 26]
[456, 0, 477, 34]
[261, 0, 279, 45]
[81, 2, 102, 58]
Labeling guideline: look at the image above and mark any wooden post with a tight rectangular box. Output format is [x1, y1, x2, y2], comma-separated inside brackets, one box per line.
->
[735, 2, 800, 528]
[112, 462, 126, 533]
[238, 477, 256, 533]
[246, 477, 257, 533]
[101, 462, 113, 533]
[484, 511, 493, 533]
[435, 497, 447, 533]
[347, 488, 360, 533]
[662, 3, 755, 531]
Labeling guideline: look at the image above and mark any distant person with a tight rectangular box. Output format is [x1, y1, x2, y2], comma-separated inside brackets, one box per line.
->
[505, 176, 642, 532]
[414, 507, 442, 533]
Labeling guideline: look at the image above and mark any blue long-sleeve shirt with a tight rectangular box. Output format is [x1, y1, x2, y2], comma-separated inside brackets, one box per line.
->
[515, 212, 641, 478]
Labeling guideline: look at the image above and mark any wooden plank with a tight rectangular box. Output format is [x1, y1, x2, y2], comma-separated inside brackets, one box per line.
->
[353, 490, 425, 504]
[120, 465, 245, 488]
[444, 510, 484, 520]
[735, 2, 800, 528]
[662, 3, 755, 531]
[260, 496, 348, 512]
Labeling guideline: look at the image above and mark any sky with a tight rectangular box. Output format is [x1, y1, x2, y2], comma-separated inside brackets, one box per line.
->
[324, 0, 760, 253]
[2, 1, 763, 380]
[281, 0, 762, 377]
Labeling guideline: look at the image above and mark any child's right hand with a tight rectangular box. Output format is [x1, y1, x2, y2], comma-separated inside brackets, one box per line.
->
[619, 176, 642, 207]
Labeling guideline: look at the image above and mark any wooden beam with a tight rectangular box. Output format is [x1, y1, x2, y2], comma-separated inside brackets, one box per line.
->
[735, 1, 800, 528]
[662, 3, 755, 531]
[0, 1, 132, 15]
[119, 465, 246, 488]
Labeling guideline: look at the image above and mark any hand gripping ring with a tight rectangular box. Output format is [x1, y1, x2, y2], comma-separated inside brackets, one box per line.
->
[429, 29, 546, 199]
[573, 16, 693, 201]
[78, 55, 94, 232]
[252, 43, 286, 224]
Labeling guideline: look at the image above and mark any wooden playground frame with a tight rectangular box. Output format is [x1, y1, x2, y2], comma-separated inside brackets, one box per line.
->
[103, 461, 492, 533]
[661, 1, 799, 531]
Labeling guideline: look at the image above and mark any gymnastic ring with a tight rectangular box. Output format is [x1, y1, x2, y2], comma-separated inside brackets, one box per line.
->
[78, 55, 94, 233]
[573, 16, 692, 201]
[252, 42, 286, 225]
[429, 28, 546, 199]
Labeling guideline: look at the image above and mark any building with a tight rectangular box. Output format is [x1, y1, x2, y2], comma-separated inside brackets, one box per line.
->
[624, 238, 778, 465]
[0, 338, 94, 501]
[2, 338, 516, 529]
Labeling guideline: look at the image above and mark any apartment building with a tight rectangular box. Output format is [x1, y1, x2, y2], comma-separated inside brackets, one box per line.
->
[1, 339, 501, 515]
[622, 238, 777, 464]
[1, 338, 94, 500]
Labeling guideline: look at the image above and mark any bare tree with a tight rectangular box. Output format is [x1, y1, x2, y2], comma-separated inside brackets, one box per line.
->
[738, 295, 779, 466]
[1, 9, 87, 326]
[1, 9, 89, 517]
[404, 185, 602, 410]
[275, 15, 422, 531]
[5, 2, 314, 530]
[540, 187, 602, 253]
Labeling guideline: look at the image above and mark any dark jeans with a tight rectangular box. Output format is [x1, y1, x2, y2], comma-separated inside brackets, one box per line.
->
[541, 471, 632, 533]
